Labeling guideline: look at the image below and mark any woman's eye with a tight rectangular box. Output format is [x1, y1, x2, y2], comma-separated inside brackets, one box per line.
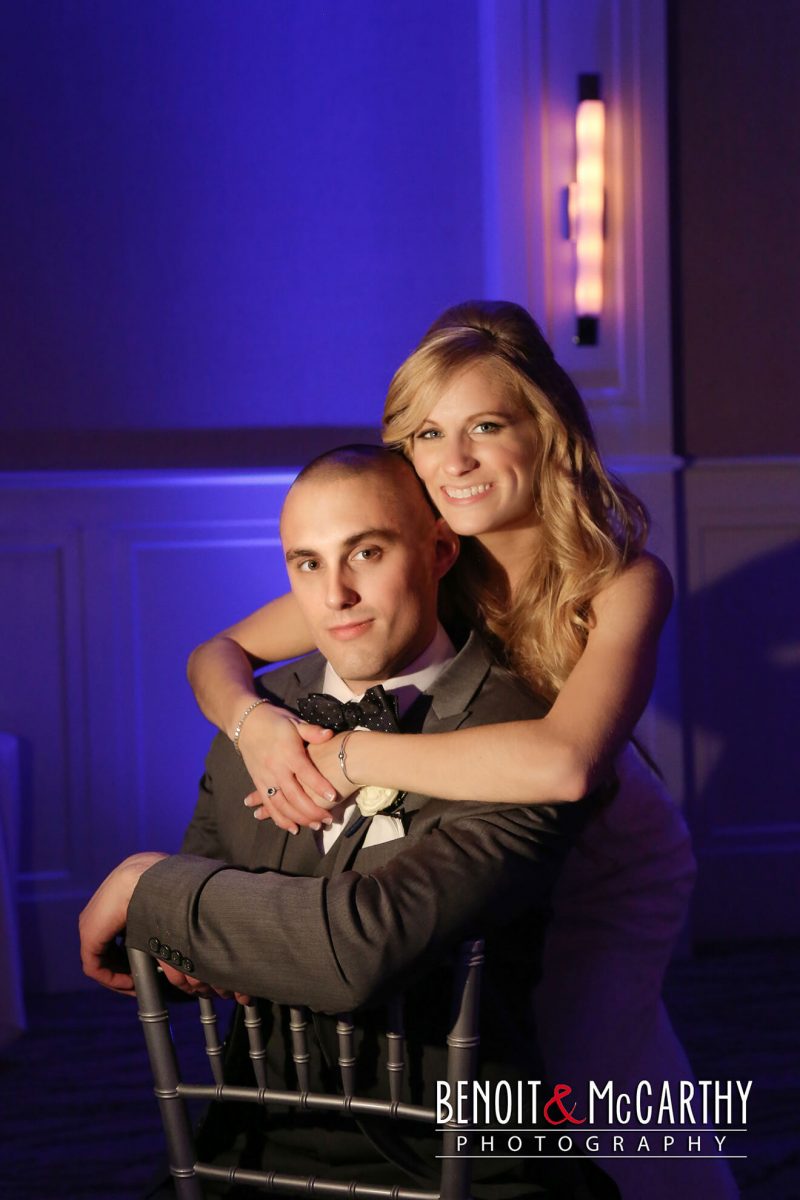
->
[474, 421, 501, 433]
[415, 428, 441, 440]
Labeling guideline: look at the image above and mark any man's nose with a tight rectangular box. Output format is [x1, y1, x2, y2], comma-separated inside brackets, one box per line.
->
[325, 569, 359, 609]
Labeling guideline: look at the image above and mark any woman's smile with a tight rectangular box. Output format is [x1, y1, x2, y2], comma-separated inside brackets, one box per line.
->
[412, 364, 540, 537]
[441, 481, 495, 501]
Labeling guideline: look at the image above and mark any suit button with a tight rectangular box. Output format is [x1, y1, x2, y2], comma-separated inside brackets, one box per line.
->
[160, 944, 171, 960]
[170, 949, 183, 966]
[148, 937, 160, 954]
[182, 957, 194, 974]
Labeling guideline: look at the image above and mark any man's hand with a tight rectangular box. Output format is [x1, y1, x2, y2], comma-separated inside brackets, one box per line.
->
[158, 961, 252, 1006]
[79, 852, 169, 995]
[79, 852, 252, 1004]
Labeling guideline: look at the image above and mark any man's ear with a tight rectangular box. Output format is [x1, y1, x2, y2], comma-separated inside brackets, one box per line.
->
[432, 518, 460, 580]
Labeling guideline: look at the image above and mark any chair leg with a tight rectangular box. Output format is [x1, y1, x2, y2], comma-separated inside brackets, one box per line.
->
[129, 948, 204, 1200]
[439, 937, 484, 1199]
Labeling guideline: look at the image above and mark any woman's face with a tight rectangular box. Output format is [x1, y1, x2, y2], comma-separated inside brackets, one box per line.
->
[410, 364, 540, 538]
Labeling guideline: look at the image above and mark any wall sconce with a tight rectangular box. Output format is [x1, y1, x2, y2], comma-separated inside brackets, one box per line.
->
[567, 73, 605, 346]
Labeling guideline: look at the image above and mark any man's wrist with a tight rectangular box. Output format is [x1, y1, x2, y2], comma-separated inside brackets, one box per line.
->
[121, 851, 169, 895]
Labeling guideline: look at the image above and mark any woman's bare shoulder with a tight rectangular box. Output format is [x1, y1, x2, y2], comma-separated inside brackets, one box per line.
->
[591, 551, 673, 635]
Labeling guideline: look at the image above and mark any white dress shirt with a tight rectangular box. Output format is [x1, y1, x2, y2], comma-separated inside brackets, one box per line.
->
[316, 623, 455, 854]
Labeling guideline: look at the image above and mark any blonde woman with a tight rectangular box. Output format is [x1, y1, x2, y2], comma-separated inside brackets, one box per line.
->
[188, 302, 736, 1198]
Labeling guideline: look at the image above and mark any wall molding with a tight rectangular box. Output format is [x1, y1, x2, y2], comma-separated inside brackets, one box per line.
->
[479, 0, 672, 459]
[0, 427, 381, 471]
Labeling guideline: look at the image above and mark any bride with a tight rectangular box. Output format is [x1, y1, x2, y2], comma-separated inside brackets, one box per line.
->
[187, 300, 738, 1199]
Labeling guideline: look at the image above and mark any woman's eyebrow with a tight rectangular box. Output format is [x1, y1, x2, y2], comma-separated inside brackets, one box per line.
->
[420, 409, 512, 424]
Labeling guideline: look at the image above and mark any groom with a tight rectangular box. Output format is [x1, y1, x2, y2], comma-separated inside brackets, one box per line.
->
[80, 445, 616, 1196]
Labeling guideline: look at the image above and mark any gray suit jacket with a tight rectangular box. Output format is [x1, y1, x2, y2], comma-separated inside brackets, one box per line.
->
[126, 632, 611, 1195]
[127, 632, 596, 1015]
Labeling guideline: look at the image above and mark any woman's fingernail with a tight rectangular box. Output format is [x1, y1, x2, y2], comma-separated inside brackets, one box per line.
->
[243, 797, 252, 807]
[325, 792, 336, 803]
[310, 822, 321, 832]
[322, 817, 333, 828]
[289, 826, 299, 836]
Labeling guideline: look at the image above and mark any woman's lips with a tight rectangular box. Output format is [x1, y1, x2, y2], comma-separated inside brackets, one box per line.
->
[327, 619, 375, 641]
[440, 482, 494, 503]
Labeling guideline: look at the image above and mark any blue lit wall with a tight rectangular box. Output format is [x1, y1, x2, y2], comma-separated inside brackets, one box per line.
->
[1, 0, 797, 992]
[2, 1, 485, 436]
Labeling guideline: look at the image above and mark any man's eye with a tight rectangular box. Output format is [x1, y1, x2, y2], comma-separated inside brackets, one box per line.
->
[353, 547, 381, 562]
[297, 559, 319, 572]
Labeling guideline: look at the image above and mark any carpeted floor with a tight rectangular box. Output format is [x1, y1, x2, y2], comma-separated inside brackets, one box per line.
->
[662, 940, 800, 1200]
[0, 940, 798, 1199]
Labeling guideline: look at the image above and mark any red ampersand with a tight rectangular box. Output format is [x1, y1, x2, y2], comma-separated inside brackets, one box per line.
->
[543, 1083, 586, 1125]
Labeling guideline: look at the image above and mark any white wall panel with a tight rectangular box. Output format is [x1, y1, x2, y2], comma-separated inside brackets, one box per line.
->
[0, 536, 88, 879]
[0, 472, 294, 989]
[131, 533, 287, 851]
[683, 460, 800, 939]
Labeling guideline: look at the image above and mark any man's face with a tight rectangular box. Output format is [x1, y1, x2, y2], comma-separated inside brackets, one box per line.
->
[280, 468, 456, 689]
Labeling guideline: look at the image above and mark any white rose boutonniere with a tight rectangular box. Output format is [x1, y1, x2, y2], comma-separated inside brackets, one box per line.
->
[355, 786, 402, 818]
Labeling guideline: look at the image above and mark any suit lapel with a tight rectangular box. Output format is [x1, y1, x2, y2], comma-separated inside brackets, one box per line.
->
[259, 652, 327, 714]
[424, 629, 493, 723]
[396, 631, 494, 818]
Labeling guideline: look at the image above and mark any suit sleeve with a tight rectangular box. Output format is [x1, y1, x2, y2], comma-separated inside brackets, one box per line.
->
[126, 795, 592, 1014]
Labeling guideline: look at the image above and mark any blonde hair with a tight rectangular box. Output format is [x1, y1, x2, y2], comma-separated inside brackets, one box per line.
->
[382, 300, 649, 700]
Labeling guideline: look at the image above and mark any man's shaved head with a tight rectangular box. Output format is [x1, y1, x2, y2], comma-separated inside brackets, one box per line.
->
[291, 444, 435, 516]
[279, 444, 458, 688]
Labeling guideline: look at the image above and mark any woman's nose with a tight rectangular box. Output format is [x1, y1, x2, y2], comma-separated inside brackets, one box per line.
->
[442, 437, 478, 475]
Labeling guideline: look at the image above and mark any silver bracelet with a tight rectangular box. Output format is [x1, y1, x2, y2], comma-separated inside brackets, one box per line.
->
[338, 730, 358, 786]
[232, 698, 268, 756]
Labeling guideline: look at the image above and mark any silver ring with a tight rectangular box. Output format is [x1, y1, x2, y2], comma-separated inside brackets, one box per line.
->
[265, 786, 281, 798]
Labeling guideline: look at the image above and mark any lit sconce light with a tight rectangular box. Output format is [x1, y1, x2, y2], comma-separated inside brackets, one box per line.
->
[567, 73, 605, 346]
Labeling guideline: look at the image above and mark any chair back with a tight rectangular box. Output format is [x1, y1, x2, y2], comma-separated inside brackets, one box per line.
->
[129, 936, 484, 1199]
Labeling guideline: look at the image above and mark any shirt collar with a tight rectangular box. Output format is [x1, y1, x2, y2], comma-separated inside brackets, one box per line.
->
[321, 623, 456, 717]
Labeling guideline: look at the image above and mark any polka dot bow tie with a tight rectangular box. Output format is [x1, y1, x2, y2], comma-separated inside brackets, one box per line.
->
[297, 685, 400, 734]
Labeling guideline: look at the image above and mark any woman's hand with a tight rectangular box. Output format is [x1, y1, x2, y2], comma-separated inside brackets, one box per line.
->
[238, 702, 339, 833]
[307, 733, 359, 801]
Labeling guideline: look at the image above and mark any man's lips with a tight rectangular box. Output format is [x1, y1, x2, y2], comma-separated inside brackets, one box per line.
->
[326, 618, 375, 641]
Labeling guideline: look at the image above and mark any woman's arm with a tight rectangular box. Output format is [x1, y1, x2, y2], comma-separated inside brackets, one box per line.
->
[288, 553, 674, 809]
[188, 592, 316, 733]
[187, 593, 337, 824]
